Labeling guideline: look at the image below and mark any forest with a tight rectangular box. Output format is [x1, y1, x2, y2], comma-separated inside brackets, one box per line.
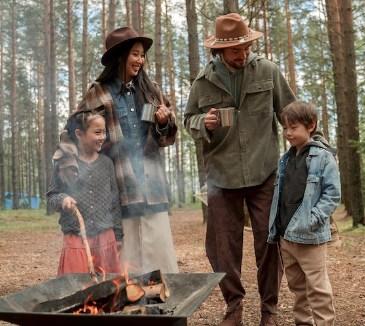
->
[0, 0, 364, 226]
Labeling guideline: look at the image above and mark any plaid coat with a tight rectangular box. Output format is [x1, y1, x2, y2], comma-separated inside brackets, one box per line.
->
[53, 81, 177, 206]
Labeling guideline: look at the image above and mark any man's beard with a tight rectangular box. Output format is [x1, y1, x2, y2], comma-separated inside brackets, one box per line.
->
[221, 54, 246, 70]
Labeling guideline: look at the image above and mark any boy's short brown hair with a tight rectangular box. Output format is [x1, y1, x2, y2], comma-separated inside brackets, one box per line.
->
[281, 101, 318, 134]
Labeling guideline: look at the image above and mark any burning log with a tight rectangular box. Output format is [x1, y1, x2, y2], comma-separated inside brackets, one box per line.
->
[142, 283, 166, 303]
[129, 270, 170, 298]
[125, 284, 145, 303]
[32, 275, 144, 313]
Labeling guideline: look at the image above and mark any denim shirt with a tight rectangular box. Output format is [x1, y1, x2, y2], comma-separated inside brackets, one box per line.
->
[107, 79, 147, 199]
[268, 143, 341, 244]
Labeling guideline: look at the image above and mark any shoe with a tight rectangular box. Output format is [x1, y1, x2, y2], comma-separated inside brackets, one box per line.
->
[260, 312, 278, 326]
[219, 307, 243, 326]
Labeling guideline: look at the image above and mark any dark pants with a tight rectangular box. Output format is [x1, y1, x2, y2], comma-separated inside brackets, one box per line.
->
[206, 174, 283, 314]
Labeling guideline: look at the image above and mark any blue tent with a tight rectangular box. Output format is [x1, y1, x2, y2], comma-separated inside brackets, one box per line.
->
[4, 193, 40, 210]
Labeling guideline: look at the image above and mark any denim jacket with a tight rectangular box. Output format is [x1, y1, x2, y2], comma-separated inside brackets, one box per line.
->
[268, 142, 341, 244]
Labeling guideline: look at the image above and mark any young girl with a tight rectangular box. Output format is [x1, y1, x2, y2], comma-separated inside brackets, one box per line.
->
[52, 27, 178, 274]
[47, 110, 123, 276]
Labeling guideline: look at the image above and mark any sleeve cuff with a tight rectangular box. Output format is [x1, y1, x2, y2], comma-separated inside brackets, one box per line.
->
[157, 117, 171, 136]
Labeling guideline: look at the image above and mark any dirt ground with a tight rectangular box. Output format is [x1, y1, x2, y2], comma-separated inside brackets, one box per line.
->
[0, 208, 365, 325]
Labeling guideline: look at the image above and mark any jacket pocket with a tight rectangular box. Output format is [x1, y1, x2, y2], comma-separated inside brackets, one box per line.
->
[116, 108, 130, 136]
[306, 175, 320, 195]
[246, 80, 274, 115]
[198, 92, 222, 112]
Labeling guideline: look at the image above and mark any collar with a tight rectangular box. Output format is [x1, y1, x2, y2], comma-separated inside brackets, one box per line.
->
[110, 78, 136, 95]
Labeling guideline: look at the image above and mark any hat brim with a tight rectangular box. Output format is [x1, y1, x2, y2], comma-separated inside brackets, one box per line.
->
[101, 36, 153, 65]
[203, 31, 263, 49]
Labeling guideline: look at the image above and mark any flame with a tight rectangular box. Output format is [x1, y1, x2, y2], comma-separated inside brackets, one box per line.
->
[99, 266, 107, 282]
[72, 293, 105, 315]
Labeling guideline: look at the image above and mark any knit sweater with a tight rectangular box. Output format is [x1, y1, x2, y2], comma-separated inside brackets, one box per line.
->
[47, 154, 124, 241]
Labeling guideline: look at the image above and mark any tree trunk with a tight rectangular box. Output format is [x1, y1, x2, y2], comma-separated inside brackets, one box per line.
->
[325, 0, 349, 214]
[284, 0, 297, 95]
[319, 0, 329, 141]
[49, 0, 58, 169]
[186, 0, 199, 85]
[202, 1, 211, 62]
[82, 0, 88, 95]
[0, 14, 5, 209]
[125, 0, 131, 27]
[108, 0, 116, 33]
[27, 106, 33, 208]
[102, 0, 107, 51]
[67, 0, 76, 113]
[11, 0, 19, 209]
[262, 0, 269, 58]
[339, 0, 364, 226]
[254, 12, 260, 55]
[131, 0, 140, 33]
[37, 58, 45, 201]
[140, 0, 146, 35]
[179, 75, 186, 204]
[165, 1, 184, 207]
[277, 39, 287, 153]
[189, 143, 196, 203]
[186, 0, 207, 221]
[154, 0, 162, 86]
[223, 0, 238, 14]
[44, 0, 53, 214]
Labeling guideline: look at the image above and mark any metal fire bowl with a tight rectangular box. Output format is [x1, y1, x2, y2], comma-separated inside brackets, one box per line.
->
[0, 272, 224, 326]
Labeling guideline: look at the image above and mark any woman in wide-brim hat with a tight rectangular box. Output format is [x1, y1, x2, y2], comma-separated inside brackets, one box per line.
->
[54, 26, 179, 275]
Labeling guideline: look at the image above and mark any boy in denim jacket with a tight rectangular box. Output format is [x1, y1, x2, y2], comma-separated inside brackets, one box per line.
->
[268, 101, 341, 326]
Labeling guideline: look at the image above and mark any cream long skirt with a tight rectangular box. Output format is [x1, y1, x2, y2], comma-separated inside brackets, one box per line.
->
[120, 211, 179, 274]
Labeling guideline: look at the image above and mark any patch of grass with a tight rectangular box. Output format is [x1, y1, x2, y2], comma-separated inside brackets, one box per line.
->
[0, 209, 59, 231]
[336, 217, 365, 235]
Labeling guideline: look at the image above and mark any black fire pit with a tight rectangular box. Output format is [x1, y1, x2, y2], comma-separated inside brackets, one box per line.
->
[0, 272, 224, 326]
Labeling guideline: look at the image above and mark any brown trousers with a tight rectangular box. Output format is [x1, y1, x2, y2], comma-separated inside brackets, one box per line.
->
[206, 174, 283, 314]
[280, 238, 335, 326]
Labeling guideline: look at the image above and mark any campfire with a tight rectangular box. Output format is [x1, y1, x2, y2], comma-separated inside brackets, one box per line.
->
[33, 270, 171, 316]
[0, 272, 224, 326]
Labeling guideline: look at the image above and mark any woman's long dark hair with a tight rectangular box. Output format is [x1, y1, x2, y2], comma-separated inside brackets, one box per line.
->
[96, 40, 161, 113]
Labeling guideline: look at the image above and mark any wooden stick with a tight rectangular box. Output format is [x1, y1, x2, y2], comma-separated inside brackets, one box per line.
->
[74, 207, 98, 283]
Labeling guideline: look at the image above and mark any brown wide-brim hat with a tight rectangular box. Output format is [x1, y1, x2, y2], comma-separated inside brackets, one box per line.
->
[101, 27, 153, 65]
[203, 13, 263, 49]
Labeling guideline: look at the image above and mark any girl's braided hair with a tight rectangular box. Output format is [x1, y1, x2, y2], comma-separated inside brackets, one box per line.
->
[65, 110, 104, 145]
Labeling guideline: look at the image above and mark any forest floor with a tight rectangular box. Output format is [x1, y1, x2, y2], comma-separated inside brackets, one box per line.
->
[0, 207, 365, 325]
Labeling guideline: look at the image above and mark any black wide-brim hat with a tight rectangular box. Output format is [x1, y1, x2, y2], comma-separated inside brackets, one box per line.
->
[101, 27, 153, 66]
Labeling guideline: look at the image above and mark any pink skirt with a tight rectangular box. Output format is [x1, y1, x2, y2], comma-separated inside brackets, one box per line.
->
[58, 229, 121, 276]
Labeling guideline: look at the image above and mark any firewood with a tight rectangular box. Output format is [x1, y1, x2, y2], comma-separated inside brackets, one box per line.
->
[120, 306, 147, 315]
[129, 270, 170, 298]
[141, 283, 166, 303]
[126, 284, 145, 303]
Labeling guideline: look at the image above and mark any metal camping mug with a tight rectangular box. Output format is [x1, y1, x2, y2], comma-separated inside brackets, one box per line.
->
[217, 107, 236, 127]
[141, 103, 157, 123]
